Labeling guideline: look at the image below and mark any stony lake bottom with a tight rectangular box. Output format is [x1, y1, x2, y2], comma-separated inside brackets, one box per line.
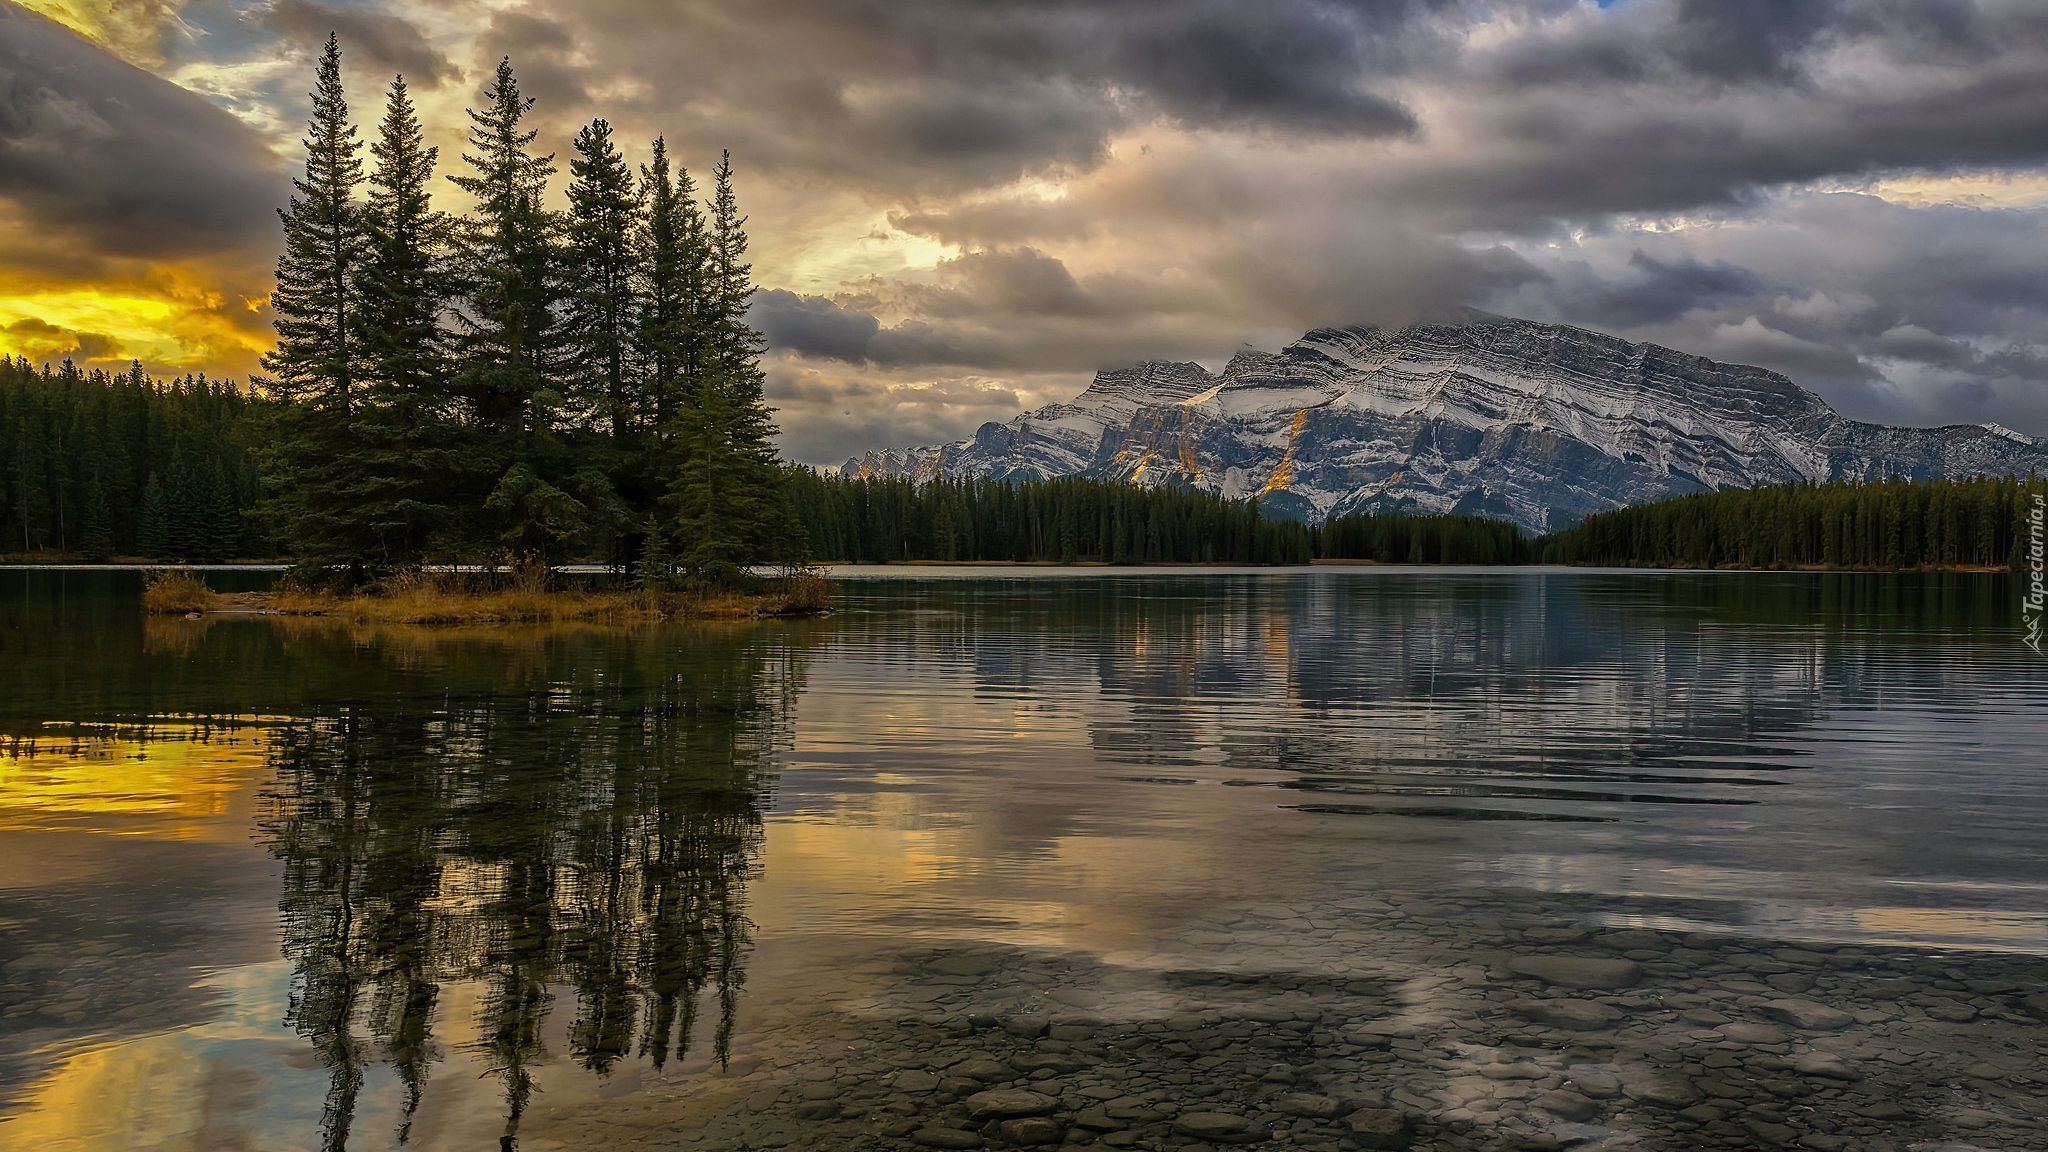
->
[0, 567, 2045, 1152]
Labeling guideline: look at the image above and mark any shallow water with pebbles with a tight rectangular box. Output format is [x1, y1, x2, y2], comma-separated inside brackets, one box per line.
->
[1, 567, 2045, 1152]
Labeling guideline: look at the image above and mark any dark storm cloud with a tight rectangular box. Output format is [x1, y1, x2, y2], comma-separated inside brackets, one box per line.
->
[1106, 1, 1417, 136]
[1493, 192, 2048, 429]
[0, 2, 284, 258]
[1445, 0, 2048, 228]
[534, 0, 1434, 193]
[1662, 0, 1840, 81]
[1559, 250, 1770, 328]
[751, 290, 881, 362]
[267, 0, 459, 90]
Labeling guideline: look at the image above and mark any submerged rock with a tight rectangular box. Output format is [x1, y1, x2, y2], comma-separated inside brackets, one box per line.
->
[1504, 956, 1642, 989]
[997, 1117, 1066, 1145]
[1271, 1092, 1347, 1118]
[1535, 1089, 1602, 1121]
[1172, 1112, 1268, 1143]
[1759, 998, 1855, 1031]
[1345, 1108, 1416, 1150]
[965, 1088, 1058, 1119]
[1512, 999, 1624, 1030]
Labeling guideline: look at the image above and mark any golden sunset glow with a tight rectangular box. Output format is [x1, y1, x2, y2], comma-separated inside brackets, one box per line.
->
[11, 0, 168, 63]
[0, 263, 273, 378]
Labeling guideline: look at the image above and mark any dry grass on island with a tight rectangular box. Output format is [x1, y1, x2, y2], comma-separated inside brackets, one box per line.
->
[143, 567, 832, 625]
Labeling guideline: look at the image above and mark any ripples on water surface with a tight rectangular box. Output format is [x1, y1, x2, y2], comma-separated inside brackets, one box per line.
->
[0, 567, 2044, 1152]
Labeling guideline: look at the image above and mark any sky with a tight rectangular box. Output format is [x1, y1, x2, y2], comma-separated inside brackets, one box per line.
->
[5, 0, 2048, 465]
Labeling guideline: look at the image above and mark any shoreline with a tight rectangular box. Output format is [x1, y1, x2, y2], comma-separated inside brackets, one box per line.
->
[4, 557, 2017, 573]
[142, 571, 833, 626]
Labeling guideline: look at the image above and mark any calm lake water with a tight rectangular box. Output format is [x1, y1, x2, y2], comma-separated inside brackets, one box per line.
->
[1, 567, 2044, 1152]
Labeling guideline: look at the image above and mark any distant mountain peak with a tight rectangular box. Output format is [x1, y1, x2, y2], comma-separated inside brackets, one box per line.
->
[843, 314, 2048, 531]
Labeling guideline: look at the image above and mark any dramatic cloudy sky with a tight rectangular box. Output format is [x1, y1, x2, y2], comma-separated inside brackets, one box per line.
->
[6, 0, 2048, 463]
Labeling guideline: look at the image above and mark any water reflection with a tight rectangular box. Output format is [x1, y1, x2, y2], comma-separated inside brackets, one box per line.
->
[4, 569, 2046, 1152]
[257, 632, 797, 1150]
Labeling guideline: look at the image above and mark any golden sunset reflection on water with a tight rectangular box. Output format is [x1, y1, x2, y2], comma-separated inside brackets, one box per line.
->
[0, 723, 272, 839]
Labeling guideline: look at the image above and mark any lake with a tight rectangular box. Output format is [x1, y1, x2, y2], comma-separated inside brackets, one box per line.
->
[0, 567, 2043, 1152]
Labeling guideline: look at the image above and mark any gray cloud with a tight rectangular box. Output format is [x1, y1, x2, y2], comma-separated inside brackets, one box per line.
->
[267, 0, 459, 90]
[1549, 250, 1772, 329]
[751, 290, 880, 362]
[18, 0, 2048, 443]
[509, 0, 1436, 194]
[461, 0, 2048, 446]
[0, 1, 285, 259]
[477, 10, 589, 120]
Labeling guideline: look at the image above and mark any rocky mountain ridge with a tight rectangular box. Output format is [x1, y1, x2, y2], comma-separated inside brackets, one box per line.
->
[843, 313, 2048, 533]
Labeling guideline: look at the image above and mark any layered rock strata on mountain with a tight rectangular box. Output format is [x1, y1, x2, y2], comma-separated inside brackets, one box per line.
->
[843, 314, 2048, 532]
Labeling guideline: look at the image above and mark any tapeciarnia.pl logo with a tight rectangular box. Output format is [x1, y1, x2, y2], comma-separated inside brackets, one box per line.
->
[2025, 492, 2045, 654]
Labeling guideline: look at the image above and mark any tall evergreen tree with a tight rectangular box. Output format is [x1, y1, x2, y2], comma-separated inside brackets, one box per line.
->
[138, 472, 171, 558]
[80, 472, 114, 561]
[563, 118, 645, 564]
[564, 118, 643, 443]
[634, 137, 707, 425]
[669, 379, 801, 584]
[661, 153, 801, 582]
[703, 151, 765, 389]
[259, 35, 378, 572]
[11, 418, 48, 552]
[357, 73, 455, 562]
[265, 35, 366, 412]
[449, 58, 584, 560]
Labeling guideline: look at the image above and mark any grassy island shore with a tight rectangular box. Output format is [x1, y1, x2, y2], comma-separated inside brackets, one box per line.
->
[143, 568, 831, 625]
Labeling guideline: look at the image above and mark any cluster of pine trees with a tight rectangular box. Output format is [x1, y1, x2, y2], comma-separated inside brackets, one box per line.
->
[1538, 476, 2043, 569]
[0, 358, 266, 561]
[788, 473, 1317, 564]
[263, 38, 795, 582]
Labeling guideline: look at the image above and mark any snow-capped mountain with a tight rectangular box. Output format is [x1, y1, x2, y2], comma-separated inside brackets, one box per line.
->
[842, 313, 2048, 533]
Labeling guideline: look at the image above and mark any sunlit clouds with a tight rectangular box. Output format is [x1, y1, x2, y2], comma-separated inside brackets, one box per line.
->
[4, 0, 2048, 455]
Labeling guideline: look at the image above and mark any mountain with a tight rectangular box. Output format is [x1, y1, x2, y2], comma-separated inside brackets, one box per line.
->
[842, 313, 2048, 533]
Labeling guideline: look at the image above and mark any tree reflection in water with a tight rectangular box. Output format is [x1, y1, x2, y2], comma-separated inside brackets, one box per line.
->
[258, 627, 802, 1150]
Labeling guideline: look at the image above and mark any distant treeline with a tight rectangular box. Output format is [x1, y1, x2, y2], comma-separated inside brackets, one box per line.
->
[1320, 509, 1533, 564]
[789, 473, 1314, 563]
[791, 472, 2045, 570]
[1538, 476, 2042, 569]
[787, 473, 1534, 565]
[1, 357, 268, 561]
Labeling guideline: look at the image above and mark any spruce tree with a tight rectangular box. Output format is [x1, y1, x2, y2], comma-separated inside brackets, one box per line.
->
[632, 522, 677, 589]
[634, 137, 708, 423]
[167, 455, 210, 561]
[266, 34, 365, 413]
[703, 151, 765, 388]
[449, 58, 583, 560]
[260, 35, 377, 572]
[629, 138, 709, 565]
[80, 472, 114, 561]
[669, 379, 796, 585]
[564, 118, 643, 443]
[11, 419, 48, 552]
[563, 118, 643, 564]
[357, 73, 454, 562]
[139, 472, 170, 558]
[662, 153, 800, 583]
